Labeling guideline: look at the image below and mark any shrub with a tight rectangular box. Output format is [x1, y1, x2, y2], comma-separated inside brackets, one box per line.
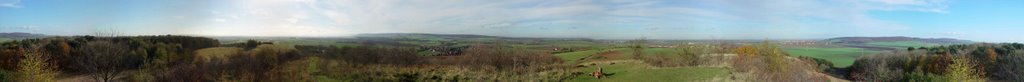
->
[732, 45, 757, 72]
[249, 44, 297, 64]
[639, 44, 714, 67]
[0, 69, 14, 82]
[726, 40, 821, 81]
[628, 38, 647, 60]
[945, 56, 986, 81]
[17, 51, 58, 82]
[905, 69, 945, 82]
[262, 57, 316, 82]
[0, 47, 24, 71]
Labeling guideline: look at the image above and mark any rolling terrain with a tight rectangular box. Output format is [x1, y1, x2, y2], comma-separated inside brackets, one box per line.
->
[0, 32, 47, 42]
[0, 33, 989, 81]
[781, 36, 972, 67]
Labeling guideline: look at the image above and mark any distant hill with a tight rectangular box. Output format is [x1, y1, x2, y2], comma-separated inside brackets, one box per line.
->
[354, 33, 592, 42]
[0, 32, 47, 42]
[824, 36, 972, 49]
[355, 33, 503, 40]
[825, 36, 971, 44]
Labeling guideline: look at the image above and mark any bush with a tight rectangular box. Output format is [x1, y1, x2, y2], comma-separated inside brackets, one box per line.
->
[904, 70, 944, 82]
[732, 45, 757, 72]
[639, 44, 713, 67]
[945, 56, 986, 81]
[249, 44, 298, 63]
[727, 40, 823, 81]
[0, 69, 13, 82]
[629, 38, 647, 60]
[0, 47, 24, 71]
[17, 51, 57, 82]
[262, 57, 316, 82]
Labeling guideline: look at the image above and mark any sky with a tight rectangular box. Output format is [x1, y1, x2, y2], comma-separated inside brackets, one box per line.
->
[0, 0, 1022, 42]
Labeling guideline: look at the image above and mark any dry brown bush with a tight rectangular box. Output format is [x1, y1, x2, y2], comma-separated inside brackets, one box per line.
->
[729, 41, 825, 82]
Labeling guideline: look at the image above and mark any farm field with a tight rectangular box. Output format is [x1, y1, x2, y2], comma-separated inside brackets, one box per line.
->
[783, 47, 879, 67]
[555, 49, 610, 63]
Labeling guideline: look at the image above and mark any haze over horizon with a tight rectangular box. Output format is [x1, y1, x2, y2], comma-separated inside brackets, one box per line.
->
[1, 0, 1023, 42]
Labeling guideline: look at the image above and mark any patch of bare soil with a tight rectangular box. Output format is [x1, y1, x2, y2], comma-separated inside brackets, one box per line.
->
[55, 74, 92, 82]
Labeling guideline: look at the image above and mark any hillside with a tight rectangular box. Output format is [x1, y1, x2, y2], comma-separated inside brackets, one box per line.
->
[824, 36, 972, 50]
[780, 36, 972, 67]
[0, 32, 47, 42]
[354, 33, 592, 41]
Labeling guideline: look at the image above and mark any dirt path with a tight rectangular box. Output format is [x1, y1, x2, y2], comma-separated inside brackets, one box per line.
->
[55, 70, 136, 82]
[590, 50, 623, 61]
[55, 74, 91, 82]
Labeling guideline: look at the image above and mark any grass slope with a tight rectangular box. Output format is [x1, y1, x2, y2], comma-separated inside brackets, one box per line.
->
[562, 47, 729, 81]
[555, 49, 606, 63]
[783, 47, 879, 67]
[617, 48, 678, 58]
[569, 61, 729, 82]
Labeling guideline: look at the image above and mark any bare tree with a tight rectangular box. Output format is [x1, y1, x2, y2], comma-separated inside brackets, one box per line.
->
[76, 41, 137, 82]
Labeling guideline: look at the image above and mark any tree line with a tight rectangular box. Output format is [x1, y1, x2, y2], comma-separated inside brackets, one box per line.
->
[0, 36, 571, 81]
[848, 43, 1024, 81]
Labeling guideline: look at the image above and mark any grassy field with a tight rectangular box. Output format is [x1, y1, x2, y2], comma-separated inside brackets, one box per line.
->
[783, 47, 879, 67]
[865, 41, 938, 48]
[616, 48, 678, 58]
[568, 61, 729, 82]
[561, 47, 730, 81]
[194, 47, 245, 63]
[555, 49, 607, 63]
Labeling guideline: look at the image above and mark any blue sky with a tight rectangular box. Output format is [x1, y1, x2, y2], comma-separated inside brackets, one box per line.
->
[0, 0, 1022, 42]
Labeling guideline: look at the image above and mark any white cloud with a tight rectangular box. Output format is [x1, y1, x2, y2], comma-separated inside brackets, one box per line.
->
[859, 0, 951, 13]
[173, 16, 186, 19]
[179, 0, 953, 39]
[0, 0, 21, 8]
[210, 18, 227, 22]
[187, 0, 355, 37]
[865, 0, 932, 5]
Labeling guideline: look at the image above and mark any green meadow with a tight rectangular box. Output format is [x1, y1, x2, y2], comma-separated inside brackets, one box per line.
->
[783, 47, 879, 67]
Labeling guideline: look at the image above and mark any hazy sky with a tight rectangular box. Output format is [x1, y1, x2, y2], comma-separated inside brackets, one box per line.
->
[0, 0, 1022, 42]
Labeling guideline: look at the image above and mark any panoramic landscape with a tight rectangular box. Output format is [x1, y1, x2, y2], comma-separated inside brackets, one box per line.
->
[1, 0, 1023, 82]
